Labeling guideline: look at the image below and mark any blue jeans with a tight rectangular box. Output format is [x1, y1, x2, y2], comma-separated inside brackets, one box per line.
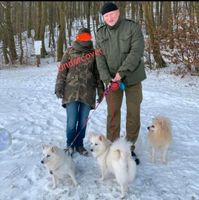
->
[66, 101, 91, 148]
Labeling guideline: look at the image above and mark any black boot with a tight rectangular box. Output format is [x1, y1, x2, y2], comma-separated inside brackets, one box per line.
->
[131, 151, 140, 165]
[76, 146, 89, 156]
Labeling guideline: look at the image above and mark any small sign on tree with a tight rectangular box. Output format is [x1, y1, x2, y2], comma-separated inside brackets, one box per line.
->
[34, 40, 42, 67]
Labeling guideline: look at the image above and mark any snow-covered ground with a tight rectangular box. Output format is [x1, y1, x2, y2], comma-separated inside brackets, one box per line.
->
[0, 59, 199, 200]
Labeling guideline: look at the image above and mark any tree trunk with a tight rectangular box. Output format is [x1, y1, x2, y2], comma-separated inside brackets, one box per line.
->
[155, 1, 160, 26]
[161, 2, 164, 25]
[143, 2, 167, 68]
[92, 2, 100, 38]
[131, 2, 136, 20]
[35, 2, 42, 40]
[11, 2, 17, 35]
[168, 2, 174, 49]
[5, 2, 18, 63]
[139, 3, 144, 24]
[40, 2, 47, 58]
[195, 2, 199, 28]
[2, 36, 10, 64]
[117, 1, 126, 17]
[57, 2, 65, 61]
[19, 32, 23, 64]
[48, 2, 55, 48]
[19, 2, 24, 64]
[34, 2, 47, 58]
[86, 2, 90, 29]
[27, 2, 32, 38]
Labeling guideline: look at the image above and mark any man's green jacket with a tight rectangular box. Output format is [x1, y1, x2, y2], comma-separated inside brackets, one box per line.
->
[96, 17, 146, 86]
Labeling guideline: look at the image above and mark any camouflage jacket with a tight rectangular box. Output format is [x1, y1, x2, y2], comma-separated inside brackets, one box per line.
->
[55, 40, 104, 109]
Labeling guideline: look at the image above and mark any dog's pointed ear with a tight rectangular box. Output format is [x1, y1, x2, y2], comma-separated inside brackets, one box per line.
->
[51, 146, 58, 153]
[99, 135, 105, 141]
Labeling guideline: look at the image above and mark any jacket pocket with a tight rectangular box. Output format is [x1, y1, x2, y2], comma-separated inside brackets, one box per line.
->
[120, 34, 132, 53]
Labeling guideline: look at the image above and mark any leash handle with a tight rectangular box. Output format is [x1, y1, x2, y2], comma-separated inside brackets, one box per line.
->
[104, 81, 126, 94]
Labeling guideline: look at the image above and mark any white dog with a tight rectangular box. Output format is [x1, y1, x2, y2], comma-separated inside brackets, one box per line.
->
[147, 116, 172, 163]
[41, 144, 78, 188]
[89, 133, 136, 199]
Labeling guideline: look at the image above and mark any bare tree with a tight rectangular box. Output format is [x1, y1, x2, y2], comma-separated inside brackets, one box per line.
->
[196, 2, 199, 28]
[18, 2, 24, 64]
[40, 2, 47, 57]
[35, 2, 42, 40]
[48, 2, 56, 48]
[0, 23, 9, 64]
[85, 2, 91, 29]
[27, 1, 32, 38]
[143, 2, 167, 68]
[116, 1, 126, 17]
[57, 2, 66, 61]
[2, 2, 18, 63]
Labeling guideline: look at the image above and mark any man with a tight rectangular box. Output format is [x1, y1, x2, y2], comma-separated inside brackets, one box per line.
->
[96, 2, 146, 165]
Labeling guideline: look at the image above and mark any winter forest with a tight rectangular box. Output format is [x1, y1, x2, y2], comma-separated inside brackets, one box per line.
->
[0, 1, 199, 200]
[0, 1, 199, 74]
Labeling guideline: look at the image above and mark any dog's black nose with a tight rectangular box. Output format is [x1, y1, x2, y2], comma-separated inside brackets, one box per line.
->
[90, 149, 93, 152]
[147, 126, 150, 130]
[41, 160, 44, 164]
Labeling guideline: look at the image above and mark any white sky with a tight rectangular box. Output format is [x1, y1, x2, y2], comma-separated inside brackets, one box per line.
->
[0, 58, 199, 200]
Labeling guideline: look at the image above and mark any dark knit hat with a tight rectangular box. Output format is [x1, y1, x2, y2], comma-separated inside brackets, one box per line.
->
[78, 27, 91, 35]
[101, 2, 118, 15]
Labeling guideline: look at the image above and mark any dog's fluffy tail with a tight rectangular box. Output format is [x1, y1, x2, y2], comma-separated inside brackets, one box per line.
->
[110, 138, 136, 183]
[110, 138, 132, 160]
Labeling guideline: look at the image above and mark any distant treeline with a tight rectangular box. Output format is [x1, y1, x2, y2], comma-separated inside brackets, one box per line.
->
[0, 1, 198, 73]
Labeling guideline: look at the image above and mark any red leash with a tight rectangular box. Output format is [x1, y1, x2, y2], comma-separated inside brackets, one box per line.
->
[69, 85, 112, 148]
[68, 81, 125, 149]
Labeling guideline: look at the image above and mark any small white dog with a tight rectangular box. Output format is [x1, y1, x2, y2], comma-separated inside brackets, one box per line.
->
[147, 116, 172, 163]
[41, 144, 78, 188]
[89, 133, 136, 199]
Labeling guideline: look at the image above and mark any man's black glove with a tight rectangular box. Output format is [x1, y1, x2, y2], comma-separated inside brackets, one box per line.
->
[97, 93, 104, 104]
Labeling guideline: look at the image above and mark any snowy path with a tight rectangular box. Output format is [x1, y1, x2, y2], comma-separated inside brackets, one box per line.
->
[0, 61, 199, 200]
